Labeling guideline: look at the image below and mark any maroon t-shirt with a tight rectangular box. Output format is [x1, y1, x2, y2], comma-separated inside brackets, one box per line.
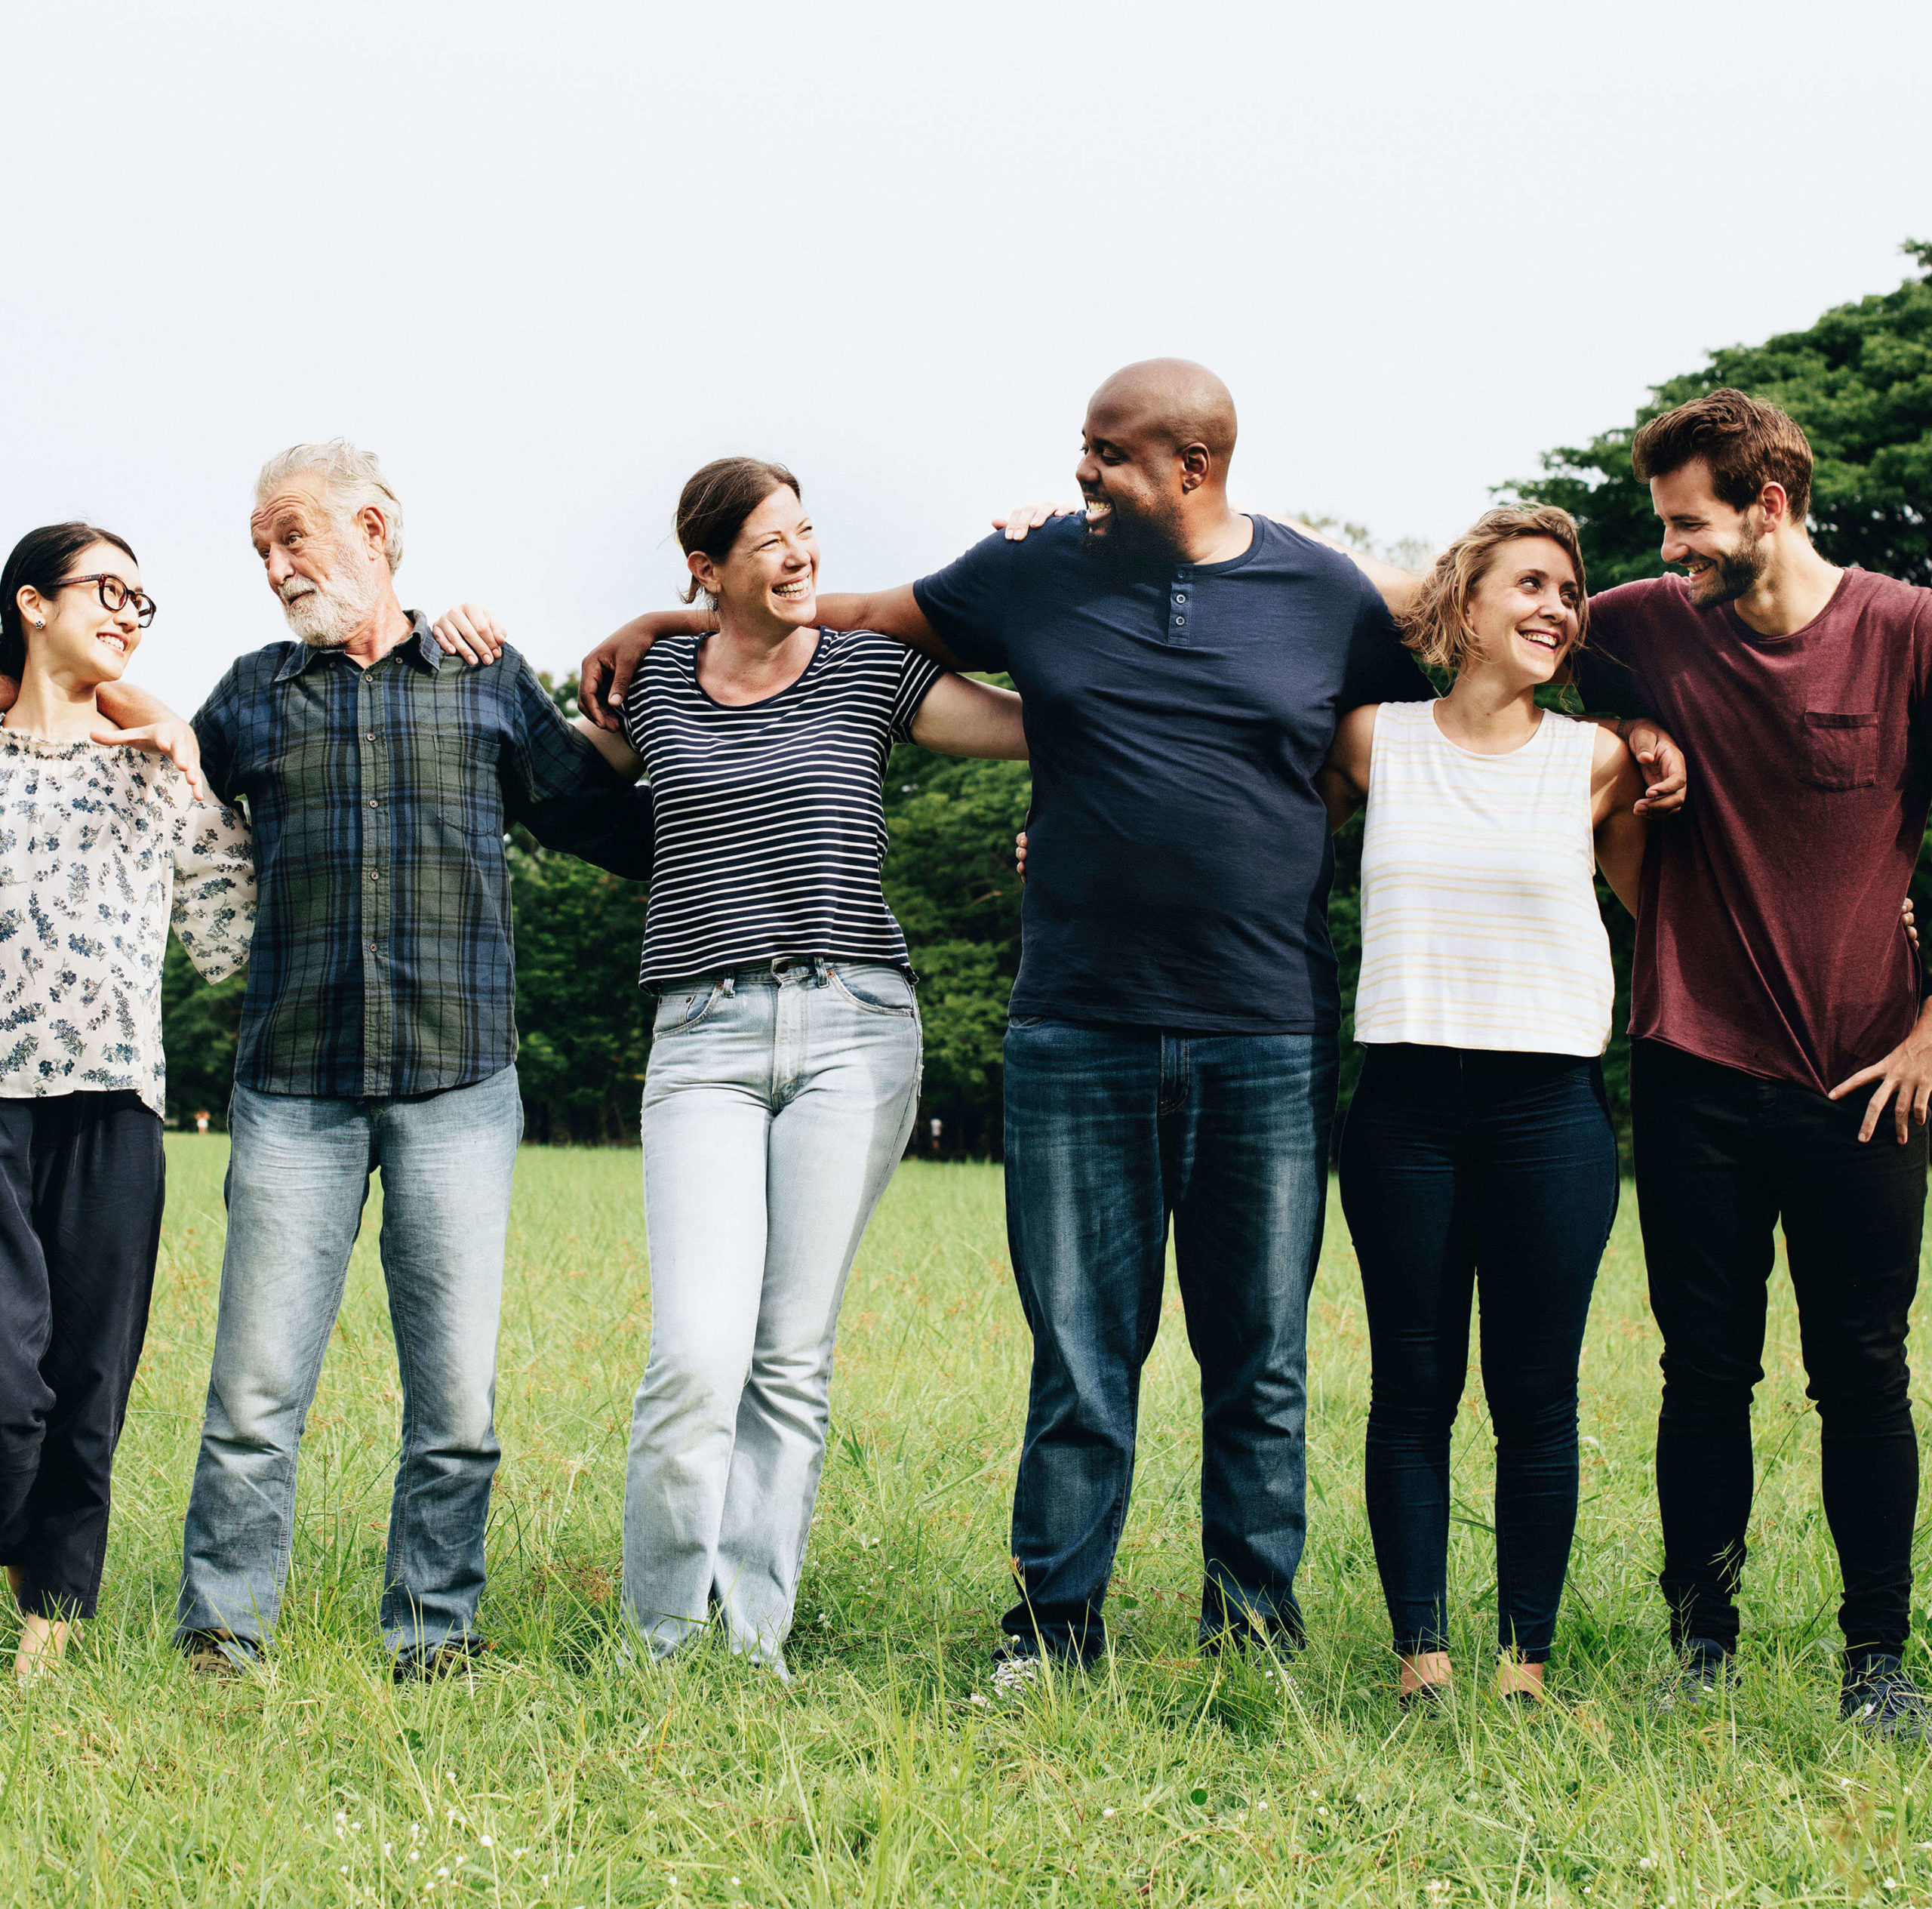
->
[1574, 568, 1932, 1095]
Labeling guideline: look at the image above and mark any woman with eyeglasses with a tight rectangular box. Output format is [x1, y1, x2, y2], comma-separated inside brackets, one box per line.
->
[0, 523, 253, 1681]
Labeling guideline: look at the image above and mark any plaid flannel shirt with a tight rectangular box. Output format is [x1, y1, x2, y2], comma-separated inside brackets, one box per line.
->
[192, 615, 651, 1101]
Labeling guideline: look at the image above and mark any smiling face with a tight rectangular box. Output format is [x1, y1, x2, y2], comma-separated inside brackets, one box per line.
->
[20, 542, 143, 689]
[1074, 388, 1192, 560]
[1460, 536, 1583, 686]
[1650, 458, 1771, 608]
[691, 485, 819, 633]
[250, 470, 386, 647]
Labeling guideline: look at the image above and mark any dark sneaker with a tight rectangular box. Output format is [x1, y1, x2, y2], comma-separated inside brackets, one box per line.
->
[1652, 1638, 1738, 1714]
[182, 1630, 262, 1678]
[393, 1637, 488, 1685]
[1841, 1658, 1930, 1741]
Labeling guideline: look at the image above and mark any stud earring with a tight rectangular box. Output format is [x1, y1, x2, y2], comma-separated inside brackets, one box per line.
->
[33, 620, 43, 630]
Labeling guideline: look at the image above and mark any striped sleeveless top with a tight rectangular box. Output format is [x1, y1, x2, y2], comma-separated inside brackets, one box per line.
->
[1353, 700, 1613, 1057]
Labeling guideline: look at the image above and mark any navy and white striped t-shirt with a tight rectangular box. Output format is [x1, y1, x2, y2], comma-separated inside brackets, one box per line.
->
[621, 629, 943, 986]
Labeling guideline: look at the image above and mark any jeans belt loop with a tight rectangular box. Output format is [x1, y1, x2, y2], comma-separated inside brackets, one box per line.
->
[814, 955, 832, 987]
[720, 975, 736, 999]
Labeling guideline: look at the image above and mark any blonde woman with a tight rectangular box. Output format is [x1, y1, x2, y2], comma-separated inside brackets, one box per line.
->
[1320, 507, 1644, 1710]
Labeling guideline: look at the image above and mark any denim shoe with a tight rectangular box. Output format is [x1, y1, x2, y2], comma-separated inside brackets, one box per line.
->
[1841, 1657, 1930, 1741]
[1652, 1638, 1738, 1713]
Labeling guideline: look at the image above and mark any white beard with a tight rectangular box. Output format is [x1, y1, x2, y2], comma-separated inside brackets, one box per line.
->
[279, 553, 380, 648]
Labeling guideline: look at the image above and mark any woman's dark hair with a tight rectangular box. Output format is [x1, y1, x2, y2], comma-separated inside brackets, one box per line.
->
[0, 522, 140, 680]
[675, 458, 800, 605]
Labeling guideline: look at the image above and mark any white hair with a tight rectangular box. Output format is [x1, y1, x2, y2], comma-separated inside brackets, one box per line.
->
[254, 439, 405, 572]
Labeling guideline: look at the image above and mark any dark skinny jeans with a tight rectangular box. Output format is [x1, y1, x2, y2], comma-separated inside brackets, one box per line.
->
[1632, 1039, 1926, 1667]
[1339, 1045, 1618, 1663]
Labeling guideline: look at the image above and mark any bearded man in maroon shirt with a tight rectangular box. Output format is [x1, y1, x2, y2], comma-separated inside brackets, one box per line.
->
[1555, 390, 1932, 1736]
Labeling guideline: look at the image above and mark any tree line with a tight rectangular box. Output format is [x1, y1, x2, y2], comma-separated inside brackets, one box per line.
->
[163, 242, 1932, 1149]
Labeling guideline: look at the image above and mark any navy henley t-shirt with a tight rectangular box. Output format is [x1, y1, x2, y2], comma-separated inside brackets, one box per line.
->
[912, 513, 1429, 1035]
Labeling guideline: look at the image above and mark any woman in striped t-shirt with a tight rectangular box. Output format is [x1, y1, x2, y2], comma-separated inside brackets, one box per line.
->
[1320, 507, 1647, 1711]
[571, 458, 1026, 1673]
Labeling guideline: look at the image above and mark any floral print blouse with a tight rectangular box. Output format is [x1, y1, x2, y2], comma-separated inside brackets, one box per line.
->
[0, 730, 254, 1118]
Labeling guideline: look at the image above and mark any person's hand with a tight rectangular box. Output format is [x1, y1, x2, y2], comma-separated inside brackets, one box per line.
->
[1905, 895, 1919, 951]
[1625, 719, 1687, 817]
[432, 603, 508, 665]
[992, 501, 1080, 543]
[1829, 1010, 1932, 1144]
[1015, 830, 1027, 882]
[92, 713, 208, 802]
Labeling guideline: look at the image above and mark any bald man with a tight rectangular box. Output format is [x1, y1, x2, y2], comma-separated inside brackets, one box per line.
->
[573, 360, 1430, 1680]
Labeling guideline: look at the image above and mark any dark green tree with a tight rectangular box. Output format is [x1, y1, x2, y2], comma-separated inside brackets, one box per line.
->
[1510, 239, 1932, 588]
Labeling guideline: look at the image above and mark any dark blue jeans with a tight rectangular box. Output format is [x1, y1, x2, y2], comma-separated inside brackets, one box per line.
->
[1000, 1017, 1337, 1664]
[1339, 1045, 1618, 1663]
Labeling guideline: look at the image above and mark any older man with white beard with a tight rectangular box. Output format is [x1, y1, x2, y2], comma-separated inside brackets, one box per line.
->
[175, 441, 649, 1680]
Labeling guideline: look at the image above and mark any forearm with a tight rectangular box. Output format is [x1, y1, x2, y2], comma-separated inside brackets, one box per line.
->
[521, 784, 655, 879]
[815, 588, 963, 669]
[1595, 810, 1647, 916]
[908, 677, 1027, 759]
[97, 681, 180, 728]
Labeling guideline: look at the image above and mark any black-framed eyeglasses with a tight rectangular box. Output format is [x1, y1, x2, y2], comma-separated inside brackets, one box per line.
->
[57, 574, 157, 627]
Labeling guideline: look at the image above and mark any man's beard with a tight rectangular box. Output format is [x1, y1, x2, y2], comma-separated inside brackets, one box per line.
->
[1687, 534, 1769, 608]
[1082, 494, 1189, 567]
[279, 547, 380, 647]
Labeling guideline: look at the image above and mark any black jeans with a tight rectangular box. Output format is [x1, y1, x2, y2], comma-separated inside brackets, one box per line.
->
[1632, 1039, 1927, 1664]
[0, 1092, 165, 1620]
[1340, 1045, 1618, 1663]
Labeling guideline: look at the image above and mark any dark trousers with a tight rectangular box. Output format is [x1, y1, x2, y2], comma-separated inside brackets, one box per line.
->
[1339, 1045, 1618, 1662]
[1632, 1039, 1926, 1664]
[0, 1092, 165, 1620]
[1000, 1018, 1337, 1664]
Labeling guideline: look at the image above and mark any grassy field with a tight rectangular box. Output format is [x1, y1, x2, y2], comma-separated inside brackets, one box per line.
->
[5, 1144, 1932, 1905]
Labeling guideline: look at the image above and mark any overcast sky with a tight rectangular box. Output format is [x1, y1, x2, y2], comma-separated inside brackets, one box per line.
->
[4, 0, 1927, 709]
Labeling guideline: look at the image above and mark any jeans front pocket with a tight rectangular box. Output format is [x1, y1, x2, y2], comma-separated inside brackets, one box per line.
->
[652, 980, 725, 1039]
[827, 963, 915, 1016]
[1800, 710, 1879, 790]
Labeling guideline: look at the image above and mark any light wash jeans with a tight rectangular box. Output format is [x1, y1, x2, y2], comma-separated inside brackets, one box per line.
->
[176, 1066, 522, 1661]
[624, 959, 921, 1671]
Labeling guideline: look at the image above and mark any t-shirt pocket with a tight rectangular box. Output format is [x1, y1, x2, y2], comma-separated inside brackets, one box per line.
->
[1800, 710, 1879, 791]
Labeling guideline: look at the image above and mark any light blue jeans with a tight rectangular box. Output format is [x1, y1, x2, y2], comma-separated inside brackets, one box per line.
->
[624, 959, 921, 1670]
[176, 1066, 523, 1660]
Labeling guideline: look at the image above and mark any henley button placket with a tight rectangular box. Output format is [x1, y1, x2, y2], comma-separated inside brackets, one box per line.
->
[1170, 568, 1192, 645]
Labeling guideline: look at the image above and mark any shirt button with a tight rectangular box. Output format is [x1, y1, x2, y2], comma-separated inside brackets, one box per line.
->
[368, 942, 377, 953]
[1173, 593, 1186, 604]
[368, 869, 380, 881]
[1174, 617, 1186, 627]
[368, 799, 378, 809]
[365, 732, 376, 742]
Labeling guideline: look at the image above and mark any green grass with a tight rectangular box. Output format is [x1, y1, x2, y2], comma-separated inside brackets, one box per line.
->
[6, 1144, 1932, 1905]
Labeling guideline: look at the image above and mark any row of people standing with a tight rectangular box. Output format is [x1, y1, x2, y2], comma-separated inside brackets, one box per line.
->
[5, 374, 1930, 1742]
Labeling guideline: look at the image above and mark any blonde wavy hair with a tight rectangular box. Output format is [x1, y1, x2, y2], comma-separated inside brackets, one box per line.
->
[1398, 505, 1589, 676]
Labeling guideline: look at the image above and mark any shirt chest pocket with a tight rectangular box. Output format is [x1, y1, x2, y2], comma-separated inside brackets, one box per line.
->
[434, 732, 505, 836]
[1799, 710, 1879, 791]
